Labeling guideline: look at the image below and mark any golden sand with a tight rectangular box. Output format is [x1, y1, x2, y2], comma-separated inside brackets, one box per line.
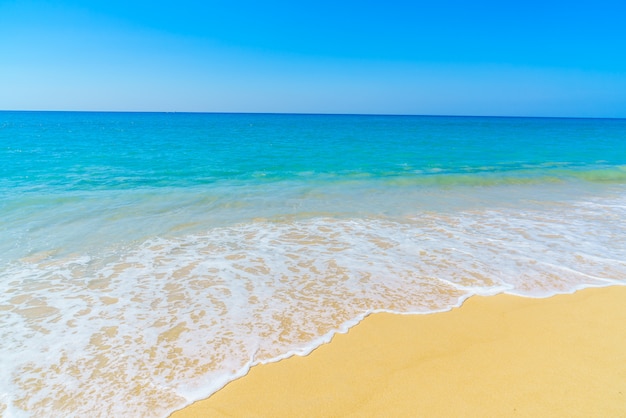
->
[171, 286, 626, 417]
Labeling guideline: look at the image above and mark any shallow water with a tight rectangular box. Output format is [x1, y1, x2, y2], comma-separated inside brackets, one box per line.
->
[1, 112, 625, 417]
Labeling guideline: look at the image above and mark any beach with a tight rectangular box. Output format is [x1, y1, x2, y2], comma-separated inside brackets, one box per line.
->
[4, 0, 626, 413]
[2, 112, 626, 417]
[172, 286, 626, 417]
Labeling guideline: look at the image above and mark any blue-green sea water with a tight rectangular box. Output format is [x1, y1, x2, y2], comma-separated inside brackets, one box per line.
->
[1, 112, 626, 417]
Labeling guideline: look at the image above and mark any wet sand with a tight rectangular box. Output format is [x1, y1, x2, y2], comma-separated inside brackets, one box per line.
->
[171, 286, 626, 417]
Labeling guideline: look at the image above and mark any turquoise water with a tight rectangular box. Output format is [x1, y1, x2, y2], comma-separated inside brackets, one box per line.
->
[1, 112, 626, 417]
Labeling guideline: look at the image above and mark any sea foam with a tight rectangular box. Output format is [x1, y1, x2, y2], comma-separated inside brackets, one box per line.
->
[1, 193, 625, 417]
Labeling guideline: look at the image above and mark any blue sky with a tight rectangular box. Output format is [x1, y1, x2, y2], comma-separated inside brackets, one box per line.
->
[1, 0, 625, 116]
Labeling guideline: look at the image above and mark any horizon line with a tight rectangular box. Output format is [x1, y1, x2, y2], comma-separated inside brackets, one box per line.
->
[1, 109, 624, 121]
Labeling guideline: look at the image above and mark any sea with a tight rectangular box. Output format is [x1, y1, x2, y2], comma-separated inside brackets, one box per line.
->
[1, 111, 625, 417]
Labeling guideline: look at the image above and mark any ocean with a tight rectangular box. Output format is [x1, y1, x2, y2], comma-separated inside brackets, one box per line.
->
[1, 111, 625, 417]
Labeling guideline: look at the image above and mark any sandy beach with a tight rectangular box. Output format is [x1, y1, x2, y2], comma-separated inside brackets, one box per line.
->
[171, 286, 626, 417]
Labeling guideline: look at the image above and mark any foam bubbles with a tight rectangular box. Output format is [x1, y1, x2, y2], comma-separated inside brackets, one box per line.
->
[1, 195, 626, 417]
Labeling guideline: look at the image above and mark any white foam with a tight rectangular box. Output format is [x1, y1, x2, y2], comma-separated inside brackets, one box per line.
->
[1, 193, 626, 417]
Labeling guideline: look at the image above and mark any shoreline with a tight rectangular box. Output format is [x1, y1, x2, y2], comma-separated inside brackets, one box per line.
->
[170, 285, 626, 417]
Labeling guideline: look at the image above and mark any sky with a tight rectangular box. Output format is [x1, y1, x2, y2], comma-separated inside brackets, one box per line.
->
[1, 0, 626, 117]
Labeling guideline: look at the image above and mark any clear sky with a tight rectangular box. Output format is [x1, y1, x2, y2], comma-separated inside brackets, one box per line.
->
[1, 0, 625, 117]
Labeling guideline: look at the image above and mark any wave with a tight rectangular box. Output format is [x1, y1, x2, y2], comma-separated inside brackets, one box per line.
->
[2, 194, 625, 417]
